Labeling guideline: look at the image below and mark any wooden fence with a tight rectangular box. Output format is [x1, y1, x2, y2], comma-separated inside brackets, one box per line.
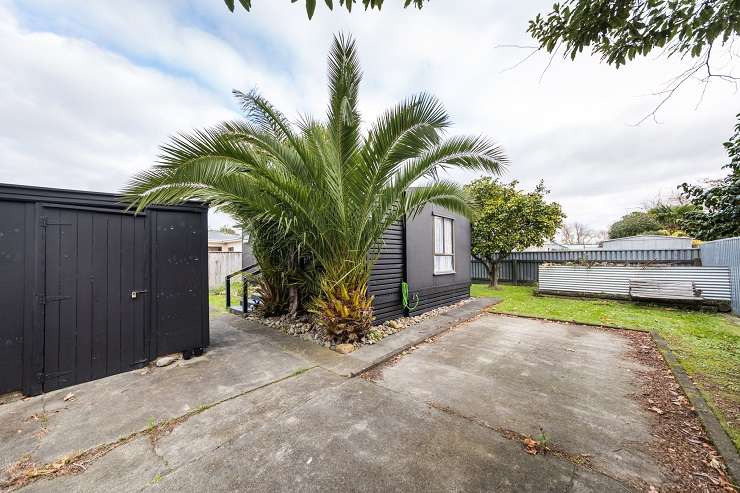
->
[208, 252, 242, 289]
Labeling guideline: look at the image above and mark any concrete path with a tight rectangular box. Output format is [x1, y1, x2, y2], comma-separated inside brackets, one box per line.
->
[1, 305, 666, 492]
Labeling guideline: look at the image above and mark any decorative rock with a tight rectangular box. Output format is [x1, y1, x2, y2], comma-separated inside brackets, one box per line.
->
[335, 344, 355, 354]
[155, 356, 177, 367]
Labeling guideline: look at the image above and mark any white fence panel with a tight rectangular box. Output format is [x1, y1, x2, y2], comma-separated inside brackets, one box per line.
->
[538, 265, 732, 301]
[208, 252, 242, 289]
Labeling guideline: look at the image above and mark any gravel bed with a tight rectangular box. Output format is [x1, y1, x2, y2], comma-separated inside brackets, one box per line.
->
[245, 298, 475, 350]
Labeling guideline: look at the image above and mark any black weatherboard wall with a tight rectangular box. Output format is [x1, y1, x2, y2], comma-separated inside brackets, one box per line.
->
[405, 204, 471, 313]
[0, 184, 208, 396]
[366, 205, 471, 323]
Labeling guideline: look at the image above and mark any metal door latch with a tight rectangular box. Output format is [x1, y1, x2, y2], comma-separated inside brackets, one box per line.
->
[131, 290, 148, 299]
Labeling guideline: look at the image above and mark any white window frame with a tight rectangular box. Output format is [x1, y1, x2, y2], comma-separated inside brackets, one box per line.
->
[433, 215, 455, 275]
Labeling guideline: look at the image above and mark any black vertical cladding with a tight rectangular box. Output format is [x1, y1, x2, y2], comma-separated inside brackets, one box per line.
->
[0, 201, 28, 394]
[0, 183, 208, 396]
[40, 207, 149, 391]
[367, 220, 406, 324]
[151, 209, 207, 355]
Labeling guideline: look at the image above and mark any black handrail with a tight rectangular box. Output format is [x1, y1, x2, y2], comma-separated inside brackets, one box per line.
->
[225, 263, 260, 312]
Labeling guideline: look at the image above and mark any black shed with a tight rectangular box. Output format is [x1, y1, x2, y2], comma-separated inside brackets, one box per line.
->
[0, 184, 209, 396]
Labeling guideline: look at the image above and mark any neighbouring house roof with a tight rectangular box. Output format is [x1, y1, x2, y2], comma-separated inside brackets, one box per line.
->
[207, 230, 242, 243]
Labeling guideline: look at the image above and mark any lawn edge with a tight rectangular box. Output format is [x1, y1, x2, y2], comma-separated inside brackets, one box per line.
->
[488, 310, 650, 332]
[651, 331, 740, 486]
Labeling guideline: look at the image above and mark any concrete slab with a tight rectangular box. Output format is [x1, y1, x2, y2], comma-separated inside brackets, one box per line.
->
[0, 317, 311, 467]
[20, 437, 164, 493]
[2, 306, 657, 492]
[145, 378, 628, 493]
[371, 313, 663, 487]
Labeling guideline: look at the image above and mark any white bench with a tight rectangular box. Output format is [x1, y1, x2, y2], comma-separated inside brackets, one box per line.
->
[628, 278, 704, 301]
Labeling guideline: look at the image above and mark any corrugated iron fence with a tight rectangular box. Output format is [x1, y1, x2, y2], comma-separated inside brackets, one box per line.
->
[538, 265, 732, 302]
[470, 248, 700, 284]
[700, 237, 740, 315]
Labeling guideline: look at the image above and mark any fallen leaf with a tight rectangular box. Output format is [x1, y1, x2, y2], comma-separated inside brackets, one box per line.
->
[649, 407, 664, 415]
[523, 437, 539, 455]
[62, 393, 75, 402]
[707, 456, 724, 473]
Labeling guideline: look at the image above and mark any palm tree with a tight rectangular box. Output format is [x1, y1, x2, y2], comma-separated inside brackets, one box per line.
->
[124, 33, 507, 341]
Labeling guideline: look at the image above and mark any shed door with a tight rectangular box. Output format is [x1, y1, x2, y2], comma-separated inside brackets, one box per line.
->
[41, 207, 148, 391]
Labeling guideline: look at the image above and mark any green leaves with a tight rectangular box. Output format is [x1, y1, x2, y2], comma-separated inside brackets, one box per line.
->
[465, 178, 564, 263]
[528, 0, 739, 68]
[679, 113, 740, 240]
[224, 0, 253, 12]
[225, 0, 428, 17]
[123, 33, 506, 333]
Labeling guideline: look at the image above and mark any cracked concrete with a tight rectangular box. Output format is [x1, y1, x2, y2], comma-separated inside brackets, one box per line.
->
[1, 305, 677, 492]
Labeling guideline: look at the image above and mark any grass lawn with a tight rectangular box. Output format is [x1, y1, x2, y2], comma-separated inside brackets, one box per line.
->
[209, 293, 227, 315]
[471, 283, 740, 450]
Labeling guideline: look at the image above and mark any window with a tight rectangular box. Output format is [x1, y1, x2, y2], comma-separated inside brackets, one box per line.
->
[208, 246, 221, 252]
[433, 216, 454, 274]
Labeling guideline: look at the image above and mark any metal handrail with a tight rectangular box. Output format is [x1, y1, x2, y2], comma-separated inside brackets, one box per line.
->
[225, 263, 260, 311]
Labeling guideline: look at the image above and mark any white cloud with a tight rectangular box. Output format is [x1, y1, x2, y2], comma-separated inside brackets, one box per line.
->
[1, 0, 737, 231]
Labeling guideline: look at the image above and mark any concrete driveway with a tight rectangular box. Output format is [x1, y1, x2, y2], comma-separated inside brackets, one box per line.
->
[0, 308, 699, 492]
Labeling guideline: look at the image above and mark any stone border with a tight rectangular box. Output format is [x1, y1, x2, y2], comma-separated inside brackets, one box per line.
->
[488, 310, 739, 486]
[325, 297, 502, 377]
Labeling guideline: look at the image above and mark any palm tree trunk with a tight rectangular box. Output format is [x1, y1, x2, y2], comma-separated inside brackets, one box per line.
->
[288, 286, 299, 317]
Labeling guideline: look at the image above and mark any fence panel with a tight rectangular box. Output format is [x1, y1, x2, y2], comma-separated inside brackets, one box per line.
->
[471, 248, 700, 283]
[208, 252, 242, 289]
[538, 265, 732, 301]
[700, 237, 740, 315]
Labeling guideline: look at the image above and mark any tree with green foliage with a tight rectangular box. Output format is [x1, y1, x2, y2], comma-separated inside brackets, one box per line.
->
[646, 203, 696, 235]
[680, 114, 740, 240]
[465, 178, 564, 289]
[218, 225, 237, 235]
[124, 34, 506, 341]
[607, 211, 663, 239]
[224, 0, 427, 19]
[608, 212, 663, 239]
[528, 1, 739, 122]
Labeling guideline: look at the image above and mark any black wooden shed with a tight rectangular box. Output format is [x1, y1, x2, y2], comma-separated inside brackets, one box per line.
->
[0, 184, 209, 396]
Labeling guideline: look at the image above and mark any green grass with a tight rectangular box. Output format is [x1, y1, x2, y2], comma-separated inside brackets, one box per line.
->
[472, 283, 740, 449]
[209, 294, 227, 314]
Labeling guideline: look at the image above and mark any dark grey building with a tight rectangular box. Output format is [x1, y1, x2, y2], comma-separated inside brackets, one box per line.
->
[403, 204, 471, 315]
[0, 184, 209, 396]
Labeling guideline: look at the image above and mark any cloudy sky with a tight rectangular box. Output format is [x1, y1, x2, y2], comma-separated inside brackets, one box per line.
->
[1, 0, 737, 232]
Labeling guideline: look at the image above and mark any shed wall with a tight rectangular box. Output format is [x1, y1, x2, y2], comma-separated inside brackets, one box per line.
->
[0, 184, 208, 395]
[0, 201, 33, 394]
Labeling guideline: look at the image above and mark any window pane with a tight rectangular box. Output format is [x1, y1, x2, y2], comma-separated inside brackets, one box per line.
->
[443, 218, 453, 254]
[434, 216, 444, 254]
[434, 255, 453, 273]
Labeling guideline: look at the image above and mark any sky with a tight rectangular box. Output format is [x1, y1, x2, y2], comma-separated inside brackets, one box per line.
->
[1, 0, 738, 232]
